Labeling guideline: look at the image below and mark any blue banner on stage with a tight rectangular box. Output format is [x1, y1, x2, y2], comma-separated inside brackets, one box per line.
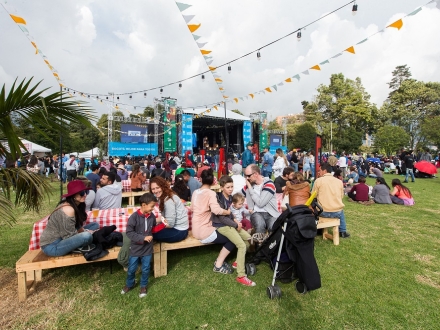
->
[243, 121, 252, 146]
[181, 114, 193, 155]
[108, 142, 158, 156]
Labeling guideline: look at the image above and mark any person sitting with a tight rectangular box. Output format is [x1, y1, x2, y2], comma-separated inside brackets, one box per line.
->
[117, 164, 129, 180]
[86, 164, 100, 192]
[231, 164, 246, 196]
[77, 176, 95, 211]
[230, 193, 253, 233]
[346, 166, 359, 183]
[151, 162, 168, 179]
[40, 181, 99, 256]
[369, 165, 383, 178]
[371, 177, 392, 204]
[196, 160, 211, 179]
[172, 174, 191, 201]
[390, 179, 414, 205]
[181, 169, 201, 197]
[274, 166, 295, 193]
[130, 164, 146, 192]
[191, 169, 236, 275]
[92, 171, 122, 209]
[312, 163, 350, 238]
[148, 176, 189, 243]
[347, 176, 371, 203]
[242, 164, 280, 234]
[282, 172, 311, 209]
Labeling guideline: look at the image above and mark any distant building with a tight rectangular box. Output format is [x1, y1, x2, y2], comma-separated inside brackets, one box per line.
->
[275, 113, 305, 126]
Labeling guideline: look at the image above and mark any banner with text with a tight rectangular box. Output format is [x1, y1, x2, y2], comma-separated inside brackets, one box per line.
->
[163, 99, 177, 152]
[181, 114, 193, 155]
[108, 142, 158, 156]
[259, 113, 268, 153]
[243, 121, 252, 150]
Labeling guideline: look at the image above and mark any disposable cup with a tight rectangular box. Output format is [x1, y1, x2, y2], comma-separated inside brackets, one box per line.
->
[127, 205, 134, 215]
[92, 208, 99, 218]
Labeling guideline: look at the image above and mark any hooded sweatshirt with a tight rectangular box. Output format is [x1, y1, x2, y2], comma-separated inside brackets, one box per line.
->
[92, 183, 122, 209]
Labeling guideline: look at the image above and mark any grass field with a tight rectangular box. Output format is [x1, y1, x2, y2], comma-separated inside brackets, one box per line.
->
[1, 174, 439, 329]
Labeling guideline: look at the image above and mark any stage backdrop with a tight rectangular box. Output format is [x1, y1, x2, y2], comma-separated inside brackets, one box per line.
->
[108, 142, 158, 156]
[181, 114, 193, 155]
[120, 124, 149, 143]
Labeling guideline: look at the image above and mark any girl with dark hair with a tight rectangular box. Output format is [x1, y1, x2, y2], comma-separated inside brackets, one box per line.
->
[130, 163, 146, 192]
[149, 176, 188, 243]
[390, 179, 414, 205]
[27, 155, 39, 173]
[191, 168, 236, 276]
[371, 177, 392, 204]
[172, 174, 191, 201]
[40, 181, 100, 256]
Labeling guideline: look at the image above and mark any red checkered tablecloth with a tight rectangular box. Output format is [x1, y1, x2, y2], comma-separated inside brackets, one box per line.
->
[121, 179, 150, 192]
[29, 205, 192, 250]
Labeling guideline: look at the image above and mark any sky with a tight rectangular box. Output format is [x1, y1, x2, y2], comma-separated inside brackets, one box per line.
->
[1, 0, 440, 122]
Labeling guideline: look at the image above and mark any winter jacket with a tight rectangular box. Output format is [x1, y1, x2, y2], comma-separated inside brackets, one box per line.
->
[92, 183, 122, 210]
[285, 181, 311, 207]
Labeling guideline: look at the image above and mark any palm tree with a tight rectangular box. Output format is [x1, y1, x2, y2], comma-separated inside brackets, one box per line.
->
[0, 77, 96, 228]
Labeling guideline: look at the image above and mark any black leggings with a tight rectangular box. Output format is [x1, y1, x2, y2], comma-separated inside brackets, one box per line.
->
[212, 231, 235, 251]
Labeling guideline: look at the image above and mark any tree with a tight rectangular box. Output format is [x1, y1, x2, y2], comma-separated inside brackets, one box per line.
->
[289, 122, 316, 151]
[267, 120, 281, 130]
[388, 64, 412, 95]
[0, 78, 95, 227]
[421, 116, 440, 148]
[373, 125, 410, 155]
[332, 127, 363, 154]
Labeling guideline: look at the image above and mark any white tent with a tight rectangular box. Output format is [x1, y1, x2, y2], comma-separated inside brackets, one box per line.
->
[78, 147, 100, 159]
[19, 138, 51, 156]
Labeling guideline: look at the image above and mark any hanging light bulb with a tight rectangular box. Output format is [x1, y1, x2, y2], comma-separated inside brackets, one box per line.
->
[352, 3, 358, 15]
[228, 63, 231, 74]
[74, 91, 76, 94]
[179, 83, 182, 90]
[257, 50, 261, 61]
[134, 106, 137, 110]
[87, 95, 90, 98]
[297, 30, 302, 41]
[160, 88, 163, 94]
[129, 95, 132, 99]
[117, 96, 119, 100]
[202, 74, 205, 82]
[144, 92, 147, 98]
[106, 96, 108, 100]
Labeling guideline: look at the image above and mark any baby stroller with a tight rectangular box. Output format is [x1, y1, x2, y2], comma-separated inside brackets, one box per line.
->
[246, 196, 322, 299]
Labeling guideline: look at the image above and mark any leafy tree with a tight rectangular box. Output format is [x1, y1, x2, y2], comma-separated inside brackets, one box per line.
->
[421, 116, 440, 148]
[388, 64, 412, 95]
[373, 125, 410, 155]
[143, 106, 155, 118]
[267, 120, 281, 130]
[0, 78, 95, 227]
[332, 127, 363, 153]
[289, 122, 316, 151]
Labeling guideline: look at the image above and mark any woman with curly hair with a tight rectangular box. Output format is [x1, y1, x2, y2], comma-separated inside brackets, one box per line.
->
[130, 163, 146, 192]
[149, 176, 188, 242]
[172, 174, 191, 201]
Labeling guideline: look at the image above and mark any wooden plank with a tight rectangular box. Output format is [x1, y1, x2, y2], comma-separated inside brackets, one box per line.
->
[317, 218, 340, 229]
[121, 192, 132, 198]
[160, 251, 167, 276]
[35, 270, 42, 282]
[153, 250, 161, 278]
[333, 226, 340, 246]
[161, 237, 205, 251]
[17, 272, 27, 302]
[16, 250, 44, 266]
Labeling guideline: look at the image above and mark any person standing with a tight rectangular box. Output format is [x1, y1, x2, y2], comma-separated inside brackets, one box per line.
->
[404, 151, 415, 183]
[312, 163, 350, 238]
[272, 148, 288, 179]
[241, 142, 255, 169]
[262, 146, 274, 178]
[64, 155, 78, 182]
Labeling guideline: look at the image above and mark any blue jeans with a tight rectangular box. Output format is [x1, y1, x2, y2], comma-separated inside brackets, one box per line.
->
[310, 163, 315, 177]
[42, 232, 93, 256]
[126, 255, 151, 288]
[405, 168, 415, 182]
[84, 222, 100, 231]
[62, 167, 67, 183]
[153, 228, 188, 243]
[320, 210, 347, 233]
[250, 212, 277, 233]
[292, 163, 299, 172]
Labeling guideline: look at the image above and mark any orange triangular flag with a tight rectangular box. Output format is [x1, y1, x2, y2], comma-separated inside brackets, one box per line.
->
[215, 78, 223, 82]
[249, 94, 254, 99]
[188, 24, 201, 33]
[234, 98, 238, 103]
[310, 65, 321, 71]
[345, 46, 355, 54]
[387, 19, 403, 30]
[10, 14, 26, 25]
[219, 87, 224, 90]
[209, 66, 216, 71]
[201, 50, 212, 55]
[265, 87, 272, 93]
[285, 78, 292, 83]
[214, 106, 218, 110]
[223, 95, 229, 99]
[53, 73, 59, 77]
[31, 41, 37, 49]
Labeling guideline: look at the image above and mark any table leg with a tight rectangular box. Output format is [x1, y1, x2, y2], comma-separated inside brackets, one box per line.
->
[18, 272, 27, 302]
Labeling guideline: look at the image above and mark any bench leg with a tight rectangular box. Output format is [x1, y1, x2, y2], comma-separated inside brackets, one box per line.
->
[333, 226, 340, 246]
[35, 270, 42, 282]
[153, 251, 161, 278]
[160, 251, 167, 276]
[322, 228, 328, 241]
[18, 272, 27, 302]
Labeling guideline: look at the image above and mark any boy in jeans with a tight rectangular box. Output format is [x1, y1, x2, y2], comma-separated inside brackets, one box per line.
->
[121, 193, 166, 298]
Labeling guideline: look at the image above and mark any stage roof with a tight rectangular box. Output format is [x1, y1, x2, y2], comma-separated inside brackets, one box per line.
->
[183, 108, 250, 121]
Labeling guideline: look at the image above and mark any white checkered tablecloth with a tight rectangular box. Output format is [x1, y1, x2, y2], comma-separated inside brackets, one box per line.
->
[29, 205, 192, 250]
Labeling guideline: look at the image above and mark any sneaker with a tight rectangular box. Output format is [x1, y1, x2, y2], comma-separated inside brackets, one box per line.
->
[121, 285, 133, 294]
[139, 287, 147, 298]
[213, 261, 233, 274]
[236, 276, 256, 287]
[232, 261, 237, 269]
[339, 232, 351, 238]
[403, 181, 408, 183]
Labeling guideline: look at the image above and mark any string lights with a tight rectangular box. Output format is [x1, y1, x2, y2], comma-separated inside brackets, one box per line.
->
[64, 0, 358, 97]
[297, 30, 302, 41]
[352, 2, 358, 15]
[228, 63, 231, 73]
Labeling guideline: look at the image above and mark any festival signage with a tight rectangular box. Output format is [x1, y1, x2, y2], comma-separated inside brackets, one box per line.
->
[259, 113, 268, 153]
[163, 99, 177, 152]
[181, 114, 193, 155]
[243, 121, 252, 149]
[108, 142, 158, 156]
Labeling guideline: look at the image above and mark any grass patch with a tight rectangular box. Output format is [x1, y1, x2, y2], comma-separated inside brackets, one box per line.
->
[1, 175, 440, 329]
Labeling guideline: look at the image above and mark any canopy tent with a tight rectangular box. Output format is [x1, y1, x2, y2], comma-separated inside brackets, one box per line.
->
[78, 147, 100, 159]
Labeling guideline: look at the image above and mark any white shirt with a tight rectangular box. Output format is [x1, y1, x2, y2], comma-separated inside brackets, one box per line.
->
[337, 157, 347, 168]
[232, 175, 246, 196]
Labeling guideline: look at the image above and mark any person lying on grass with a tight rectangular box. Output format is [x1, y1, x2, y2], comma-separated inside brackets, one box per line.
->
[390, 179, 414, 206]
[212, 175, 255, 287]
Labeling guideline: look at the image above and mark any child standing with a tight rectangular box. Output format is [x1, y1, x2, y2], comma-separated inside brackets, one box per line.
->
[230, 193, 253, 233]
[121, 193, 166, 298]
[212, 176, 255, 286]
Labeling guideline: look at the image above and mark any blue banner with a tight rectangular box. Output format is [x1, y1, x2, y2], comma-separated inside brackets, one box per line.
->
[108, 142, 158, 156]
[181, 114, 193, 155]
[243, 121, 252, 147]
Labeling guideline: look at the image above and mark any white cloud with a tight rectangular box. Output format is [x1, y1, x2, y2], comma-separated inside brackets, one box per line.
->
[75, 6, 96, 47]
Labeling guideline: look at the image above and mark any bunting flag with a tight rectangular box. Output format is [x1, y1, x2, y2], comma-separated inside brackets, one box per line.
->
[310, 65, 321, 71]
[277, 82, 284, 86]
[196, 41, 207, 48]
[356, 38, 368, 45]
[176, 2, 191, 12]
[345, 46, 355, 54]
[192, 34, 201, 41]
[234, 98, 238, 103]
[209, 66, 216, 71]
[331, 53, 343, 58]
[320, 60, 330, 65]
[249, 94, 254, 99]
[387, 19, 403, 30]
[183, 15, 195, 23]
[302, 70, 309, 75]
[206, 60, 213, 65]
[214, 106, 218, 110]
[200, 49, 211, 55]
[215, 78, 223, 82]
[285, 78, 292, 83]
[188, 24, 201, 33]
[407, 7, 422, 16]
[272, 85, 278, 91]
[10, 14, 26, 24]
[265, 87, 272, 93]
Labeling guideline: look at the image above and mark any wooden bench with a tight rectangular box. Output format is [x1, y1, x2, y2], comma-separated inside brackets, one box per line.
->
[158, 232, 208, 277]
[16, 244, 161, 301]
[317, 217, 340, 245]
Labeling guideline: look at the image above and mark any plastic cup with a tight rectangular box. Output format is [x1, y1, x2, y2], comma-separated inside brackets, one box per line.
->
[127, 205, 134, 215]
[92, 208, 99, 218]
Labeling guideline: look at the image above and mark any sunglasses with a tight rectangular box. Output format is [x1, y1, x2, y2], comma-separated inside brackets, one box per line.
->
[79, 190, 89, 197]
[245, 172, 255, 178]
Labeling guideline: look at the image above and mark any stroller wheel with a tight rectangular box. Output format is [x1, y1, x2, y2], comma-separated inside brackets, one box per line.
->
[295, 281, 308, 294]
[245, 263, 256, 276]
[266, 285, 282, 299]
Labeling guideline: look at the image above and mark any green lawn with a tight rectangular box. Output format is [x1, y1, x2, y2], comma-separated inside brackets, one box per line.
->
[1, 174, 439, 329]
